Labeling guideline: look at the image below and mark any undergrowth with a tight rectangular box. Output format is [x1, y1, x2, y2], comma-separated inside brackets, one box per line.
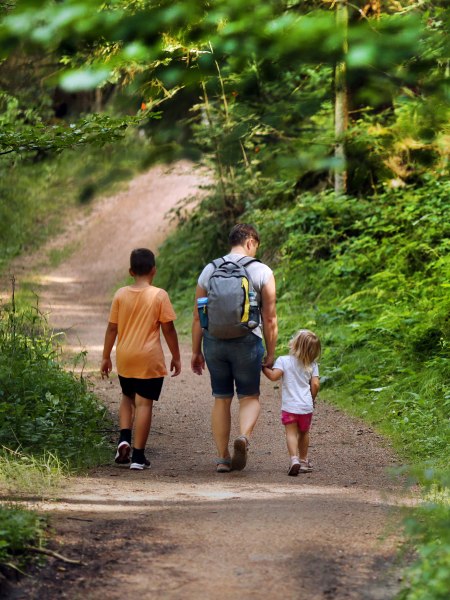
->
[0, 303, 111, 470]
[0, 301, 112, 574]
[0, 505, 46, 575]
[0, 448, 66, 497]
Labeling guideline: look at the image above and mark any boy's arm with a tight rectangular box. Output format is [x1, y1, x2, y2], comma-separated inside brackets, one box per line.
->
[260, 274, 278, 368]
[262, 366, 283, 382]
[161, 321, 181, 376]
[311, 376, 320, 406]
[101, 322, 118, 378]
[191, 284, 206, 375]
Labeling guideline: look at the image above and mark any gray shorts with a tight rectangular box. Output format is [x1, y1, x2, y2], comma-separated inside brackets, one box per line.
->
[203, 331, 264, 399]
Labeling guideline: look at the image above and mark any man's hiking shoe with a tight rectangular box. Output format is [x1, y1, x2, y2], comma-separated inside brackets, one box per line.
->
[231, 435, 249, 471]
[130, 456, 151, 470]
[115, 441, 131, 465]
[299, 459, 313, 473]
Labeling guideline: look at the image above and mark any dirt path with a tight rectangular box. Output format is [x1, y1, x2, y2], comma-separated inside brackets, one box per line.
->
[4, 162, 411, 600]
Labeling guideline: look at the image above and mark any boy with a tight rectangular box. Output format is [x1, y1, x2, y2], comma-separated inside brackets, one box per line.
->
[101, 248, 181, 470]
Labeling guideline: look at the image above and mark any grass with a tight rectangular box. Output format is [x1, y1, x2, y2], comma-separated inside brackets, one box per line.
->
[0, 447, 66, 498]
[0, 302, 111, 574]
[47, 242, 80, 268]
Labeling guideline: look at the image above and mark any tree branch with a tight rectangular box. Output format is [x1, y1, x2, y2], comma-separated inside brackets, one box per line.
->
[26, 546, 85, 565]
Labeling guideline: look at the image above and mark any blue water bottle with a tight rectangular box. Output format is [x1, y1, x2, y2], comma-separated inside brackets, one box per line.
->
[197, 297, 208, 329]
[247, 291, 259, 329]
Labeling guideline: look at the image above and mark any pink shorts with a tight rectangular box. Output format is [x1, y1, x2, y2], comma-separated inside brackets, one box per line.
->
[281, 411, 313, 432]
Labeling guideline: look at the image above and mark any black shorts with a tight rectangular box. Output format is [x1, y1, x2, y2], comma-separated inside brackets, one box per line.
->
[118, 376, 164, 401]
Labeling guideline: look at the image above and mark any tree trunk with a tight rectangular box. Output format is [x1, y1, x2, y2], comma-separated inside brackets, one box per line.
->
[335, 0, 348, 196]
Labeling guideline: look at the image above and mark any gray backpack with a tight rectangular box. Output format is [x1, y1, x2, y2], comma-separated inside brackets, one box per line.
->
[206, 256, 260, 339]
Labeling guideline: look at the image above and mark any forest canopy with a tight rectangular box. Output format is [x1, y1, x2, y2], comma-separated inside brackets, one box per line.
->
[0, 0, 448, 196]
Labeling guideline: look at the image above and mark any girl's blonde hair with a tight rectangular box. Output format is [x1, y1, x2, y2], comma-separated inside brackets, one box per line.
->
[289, 329, 321, 370]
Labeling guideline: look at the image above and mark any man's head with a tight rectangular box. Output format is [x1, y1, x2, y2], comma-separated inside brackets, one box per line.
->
[229, 224, 260, 256]
[129, 248, 156, 276]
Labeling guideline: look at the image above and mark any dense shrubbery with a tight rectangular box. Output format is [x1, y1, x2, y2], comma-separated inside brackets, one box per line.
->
[0, 304, 111, 468]
[398, 473, 450, 600]
[0, 303, 111, 573]
[260, 181, 449, 465]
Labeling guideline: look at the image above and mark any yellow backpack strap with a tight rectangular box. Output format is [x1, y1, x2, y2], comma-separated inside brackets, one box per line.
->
[241, 277, 250, 322]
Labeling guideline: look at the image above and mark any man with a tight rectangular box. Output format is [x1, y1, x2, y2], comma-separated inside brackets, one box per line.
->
[191, 223, 278, 472]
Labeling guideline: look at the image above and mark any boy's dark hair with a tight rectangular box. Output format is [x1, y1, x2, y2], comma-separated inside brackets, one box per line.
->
[130, 248, 155, 275]
[229, 224, 260, 247]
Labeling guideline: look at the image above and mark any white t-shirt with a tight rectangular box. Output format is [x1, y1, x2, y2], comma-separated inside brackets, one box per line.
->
[273, 355, 319, 414]
[198, 253, 273, 338]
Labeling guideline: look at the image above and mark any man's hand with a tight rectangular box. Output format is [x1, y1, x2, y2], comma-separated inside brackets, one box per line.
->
[170, 358, 181, 377]
[101, 358, 112, 379]
[262, 354, 275, 369]
[191, 352, 205, 375]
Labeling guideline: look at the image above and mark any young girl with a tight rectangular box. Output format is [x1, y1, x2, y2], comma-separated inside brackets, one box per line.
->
[263, 329, 321, 476]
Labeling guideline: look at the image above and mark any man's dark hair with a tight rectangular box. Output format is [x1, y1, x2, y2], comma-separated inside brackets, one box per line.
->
[228, 224, 260, 247]
[130, 248, 155, 275]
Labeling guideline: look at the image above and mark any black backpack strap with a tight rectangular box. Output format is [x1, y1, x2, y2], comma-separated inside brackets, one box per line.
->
[210, 257, 226, 268]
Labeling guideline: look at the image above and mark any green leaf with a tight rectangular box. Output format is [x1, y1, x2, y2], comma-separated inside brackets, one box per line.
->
[60, 68, 111, 92]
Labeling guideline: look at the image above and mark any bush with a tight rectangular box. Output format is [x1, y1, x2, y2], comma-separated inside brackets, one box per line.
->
[397, 470, 450, 600]
[0, 303, 111, 469]
[0, 505, 45, 570]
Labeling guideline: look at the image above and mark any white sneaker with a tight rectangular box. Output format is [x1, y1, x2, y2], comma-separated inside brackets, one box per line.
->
[299, 459, 313, 473]
[288, 459, 301, 476]
[130, 459, 150, 471]
[114, 441, 130, 464]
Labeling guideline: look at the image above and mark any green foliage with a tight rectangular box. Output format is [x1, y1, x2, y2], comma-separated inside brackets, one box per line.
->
[397, 470, 450, 600]
[0, 504, 45, 569]
[0, 132, 153, 273]
[252, 180, 450, 467]
[0, 304, 111, 469]
[0, 90, 141, 157]
[0, 0, 449, 590]
[1, 0, 448, 192]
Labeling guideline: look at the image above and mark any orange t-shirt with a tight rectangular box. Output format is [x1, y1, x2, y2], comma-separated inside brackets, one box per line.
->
[109, 285, 176, 379]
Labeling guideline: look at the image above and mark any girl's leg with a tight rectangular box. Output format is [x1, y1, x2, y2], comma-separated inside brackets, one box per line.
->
[285, 423, 300, 458]
[298, 430, 310, 461]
